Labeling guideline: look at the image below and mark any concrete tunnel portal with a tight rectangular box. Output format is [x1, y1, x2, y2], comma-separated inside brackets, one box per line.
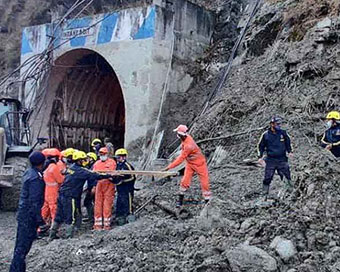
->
[21, 2, 215, 160]
[48, 49, 125, 151]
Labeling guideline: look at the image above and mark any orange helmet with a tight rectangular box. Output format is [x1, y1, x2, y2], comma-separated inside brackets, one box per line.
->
[42, 148, 52, 157]
[173, 124, 188, 136]
[42, 148, 60, 157]
[49, 148, 61, 157]
[99, 147, 108, 154]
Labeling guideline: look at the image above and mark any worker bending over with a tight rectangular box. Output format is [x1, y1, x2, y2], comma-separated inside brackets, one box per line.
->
[10, 152, 47, 272]
[163, 125, 212, 207]
[114, 148, 136, 226]
[93, 148, 116, 230]
[321, 111, 340, 157]
[49, 151, 113, 240]
[257, 116, 293, 196]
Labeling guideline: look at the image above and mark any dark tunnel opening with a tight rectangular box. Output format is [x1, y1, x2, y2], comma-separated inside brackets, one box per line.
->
[48, 49, 125, 151]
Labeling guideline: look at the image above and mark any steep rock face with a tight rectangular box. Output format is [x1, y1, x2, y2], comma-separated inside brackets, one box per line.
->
[2, 1, 340, 271]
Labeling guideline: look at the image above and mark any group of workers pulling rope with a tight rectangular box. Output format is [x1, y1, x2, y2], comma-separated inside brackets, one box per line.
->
[9, 112, 339, 271]
[9, 126, 212, 272]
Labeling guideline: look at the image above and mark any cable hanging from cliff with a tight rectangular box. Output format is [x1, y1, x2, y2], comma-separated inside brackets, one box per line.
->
[165, 0, 262, 158]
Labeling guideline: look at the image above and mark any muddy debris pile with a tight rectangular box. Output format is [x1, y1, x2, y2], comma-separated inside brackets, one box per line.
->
[7, 0, 340, 271]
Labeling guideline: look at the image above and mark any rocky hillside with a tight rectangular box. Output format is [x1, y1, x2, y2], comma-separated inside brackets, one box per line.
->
[2, 0, 340, 271]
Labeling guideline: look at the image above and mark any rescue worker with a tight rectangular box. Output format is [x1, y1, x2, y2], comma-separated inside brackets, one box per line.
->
[104, 137, 115, 158]
[93, 147, 116, 230]
[10, 151, 48, 272]
[321, 111, 340, 157]
[49, 151, 113, 240]
[57, 151, 67, 173]
[83, 152, 98, 222]
[61, 148, 75, 167]
[41, 148, 65, 226]
[163, 125, 212, 207]
[257, 116, 293, 195]
[114, 148, 136, 226]
[91, 138, 102, 156]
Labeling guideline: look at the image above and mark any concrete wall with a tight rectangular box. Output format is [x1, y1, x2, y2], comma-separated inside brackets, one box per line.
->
[20, 0, 215, 157]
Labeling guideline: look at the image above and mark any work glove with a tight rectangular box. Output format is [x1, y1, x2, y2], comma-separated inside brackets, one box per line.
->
[257, 158, 266, 168]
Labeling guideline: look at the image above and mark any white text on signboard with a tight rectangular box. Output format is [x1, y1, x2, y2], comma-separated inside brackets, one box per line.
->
[62, 27, 94, 39]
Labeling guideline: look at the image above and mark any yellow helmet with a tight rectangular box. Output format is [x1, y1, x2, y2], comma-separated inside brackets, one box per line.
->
[91, 138, 102, 146]
[62, 148, 75, 158]
[326, 111, 340, 120]
[72, 151, 87, 161]
[87, 152, 97, 161]
[115, 148, 128, 156]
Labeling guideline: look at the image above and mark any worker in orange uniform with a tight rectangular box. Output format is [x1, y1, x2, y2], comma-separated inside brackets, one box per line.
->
[57, 150, 67, 173]
[41, 148, 65, 225]
[163, 125, 212, 207]
[93, 147, 116, 230]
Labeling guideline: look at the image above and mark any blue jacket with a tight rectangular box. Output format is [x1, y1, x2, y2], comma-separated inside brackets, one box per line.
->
[113, 161, 136, 187]
[59, 163, 110, 198]
[258, 128, 292, 161]
[321, 124, 340, 157]
[17, 167, 45, 227]
[86, 163, 97, 190]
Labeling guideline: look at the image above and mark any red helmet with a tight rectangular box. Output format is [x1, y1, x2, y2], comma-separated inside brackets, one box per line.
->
[99, 147, 108, 154]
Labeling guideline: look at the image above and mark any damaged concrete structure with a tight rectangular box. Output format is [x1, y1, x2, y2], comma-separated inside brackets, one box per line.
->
[20, 0, 214, 157]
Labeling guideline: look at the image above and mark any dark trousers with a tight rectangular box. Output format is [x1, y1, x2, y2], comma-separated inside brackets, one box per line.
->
[10, 219, 37, 272]
[263, 160, 291, 186]
[116, 184, 134, 218]
[84, 190, 94, 213]
[54, 194, 78, 225]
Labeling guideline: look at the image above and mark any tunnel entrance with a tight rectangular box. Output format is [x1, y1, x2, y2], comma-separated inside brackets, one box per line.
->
[48, 49, 125, 151]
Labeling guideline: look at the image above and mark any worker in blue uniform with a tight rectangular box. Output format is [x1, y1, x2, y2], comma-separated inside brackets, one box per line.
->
[10, 151, 47, 272]
[257, 116, 293, 196]
[321, 111, 340, 157]
[49, 151, 113, 240]
[113, 148, 136, 226]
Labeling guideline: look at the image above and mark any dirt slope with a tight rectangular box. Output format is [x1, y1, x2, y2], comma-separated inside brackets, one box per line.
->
[3, 0, 340, 271]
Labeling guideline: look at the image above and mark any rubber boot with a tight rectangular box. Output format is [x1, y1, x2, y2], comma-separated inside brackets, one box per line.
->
[262, 184, 270, 198]
[65, 224, 74, 239]
[48, 221, 60, 242]
[75, 213, 82, 231]
[84, 205, 94, 223]
[127, 214, 136, 223]
[176, 195, 184, 208]
[116, 217, 127, 226]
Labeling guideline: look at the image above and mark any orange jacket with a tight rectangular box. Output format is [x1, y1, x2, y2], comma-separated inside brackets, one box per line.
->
[168, 135, 206, 169]
[93, 158, 116, 184]
[56, 160, 66, 172]
[44, 163, 65, 187]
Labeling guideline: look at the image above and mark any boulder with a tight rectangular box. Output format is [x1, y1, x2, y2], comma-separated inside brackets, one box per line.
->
[270, 236, 297, 262]
[224, 244, 277, 272]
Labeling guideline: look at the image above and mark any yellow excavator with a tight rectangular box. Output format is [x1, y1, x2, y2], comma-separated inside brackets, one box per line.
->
[0, 98, 46, 211]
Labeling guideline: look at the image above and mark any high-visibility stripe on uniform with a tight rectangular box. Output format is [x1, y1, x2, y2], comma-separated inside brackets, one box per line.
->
[45, 182, 59, 186]
[129, 193, 132, 214]
[257, 131, 267, 157]
[94, 218, 102, 226]
[72, 199, 76, 225]
[103, 218, 110, 227]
